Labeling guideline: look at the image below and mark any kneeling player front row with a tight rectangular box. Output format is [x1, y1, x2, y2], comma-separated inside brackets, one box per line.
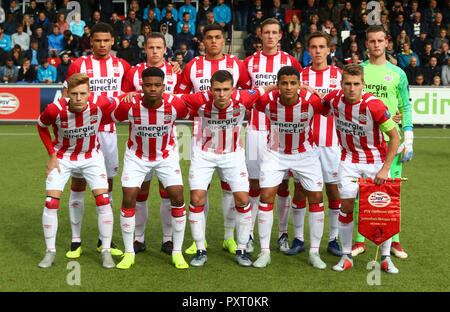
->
[37, 64, 401, 273]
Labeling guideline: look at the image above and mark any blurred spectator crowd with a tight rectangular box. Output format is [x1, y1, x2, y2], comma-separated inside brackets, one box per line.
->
[0, 0, 448, 86]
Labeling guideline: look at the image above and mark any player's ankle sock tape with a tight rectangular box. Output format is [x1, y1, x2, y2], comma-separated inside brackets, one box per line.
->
[338, 211, 353, 223]
[121, 206, 135, 217]
[45, 197, 60, 209]
[189, 204, 204, 213]
[236, 203, 251, 213]
[137, 193, 149, 202]
[329, 199, 341, 209]
[95, 193, 110, 206]
[258, 202, 274, 212]
[277, 189, 290, 197]
[292, 200, 307, 209]
[309, 203, 324, 212]
[171, 204, 186, 217]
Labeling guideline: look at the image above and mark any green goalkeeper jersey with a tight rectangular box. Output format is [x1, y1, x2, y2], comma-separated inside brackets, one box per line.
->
[360, 60, 413, 141]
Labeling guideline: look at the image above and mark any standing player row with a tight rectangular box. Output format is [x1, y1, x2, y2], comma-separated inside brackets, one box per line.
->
[37, 20, 413, 273]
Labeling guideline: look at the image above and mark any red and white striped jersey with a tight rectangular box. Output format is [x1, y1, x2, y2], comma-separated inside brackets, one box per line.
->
[181, 89, 263, 154]
[65, 55, 131, 133]
[38, 95, 118, 161]
[122, 62, 181, 94]
[300, 65, 342, 147]
[255, 89, 326, 155]
[322, 89, 391, 164]
[244, 51, 302, 131]
[175, 54, 251, 93]
[112, 93, 189, 161]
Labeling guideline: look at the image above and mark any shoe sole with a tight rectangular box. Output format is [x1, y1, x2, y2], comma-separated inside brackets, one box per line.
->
[391, 248, 408, 259]
[351, 247, 366, 257]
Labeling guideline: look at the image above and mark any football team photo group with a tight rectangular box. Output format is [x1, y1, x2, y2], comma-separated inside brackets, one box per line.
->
[36, 18, 415, 278]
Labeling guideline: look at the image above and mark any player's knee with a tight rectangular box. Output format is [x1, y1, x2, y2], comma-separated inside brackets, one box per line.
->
[234, 196, 249, 208]
[171, 196, 185, 208]
[259, 189, 276, 204]
[190, 191, 206, 207]
[307, 191, 323, 204]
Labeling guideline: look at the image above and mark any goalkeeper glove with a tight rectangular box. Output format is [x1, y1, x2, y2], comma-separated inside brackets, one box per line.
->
[400, 129, 413, 162]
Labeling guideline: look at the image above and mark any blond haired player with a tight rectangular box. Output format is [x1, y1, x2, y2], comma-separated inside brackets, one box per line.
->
[62, 23, 131, 258]
[37, 73, 119, 269]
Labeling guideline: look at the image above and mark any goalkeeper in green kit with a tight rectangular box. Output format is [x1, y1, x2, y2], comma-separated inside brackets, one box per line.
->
[352, 25, 413, 259]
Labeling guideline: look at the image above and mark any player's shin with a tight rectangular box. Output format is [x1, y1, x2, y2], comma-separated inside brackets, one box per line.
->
[276, 188, 291, 238]
[309, 203, 325, 254]
[171, 204, 186, 254]
[249, 189, 260, 237]
[69, 187, 85, 243]
[96, 193, 113, 251]
[258, 202, 274, 251]
[120, 206, 136, 254]
[134, 193, 149, 243]
[235, 204, 252, 250]
[292, 200, 306, 241]
[159, 189, 172, 243]
[338, 210, 354, 254]
[221, 182, 236, 240]
[328, 199, 341, 241]
[43, 197, 60, 251]
[189, 205, 205, 250]
[381, 237, 393, 257]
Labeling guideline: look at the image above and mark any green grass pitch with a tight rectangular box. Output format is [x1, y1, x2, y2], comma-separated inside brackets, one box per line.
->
[0, 124, 448, 292]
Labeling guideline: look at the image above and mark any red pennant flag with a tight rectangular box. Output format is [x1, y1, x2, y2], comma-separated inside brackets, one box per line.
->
[358, 178, 402, 245]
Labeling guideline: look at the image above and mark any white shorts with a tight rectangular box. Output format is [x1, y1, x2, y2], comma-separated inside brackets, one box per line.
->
[338, 161, 387, 199]
[260, 149, 324, 192]
[318, 145, 341, 184]
[121, 150, 183, 189]
[98, 131, 119, 178]
[189, 149, 249, 192]
[245, 129, 269, 180]
[46, 153, 109, 191]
